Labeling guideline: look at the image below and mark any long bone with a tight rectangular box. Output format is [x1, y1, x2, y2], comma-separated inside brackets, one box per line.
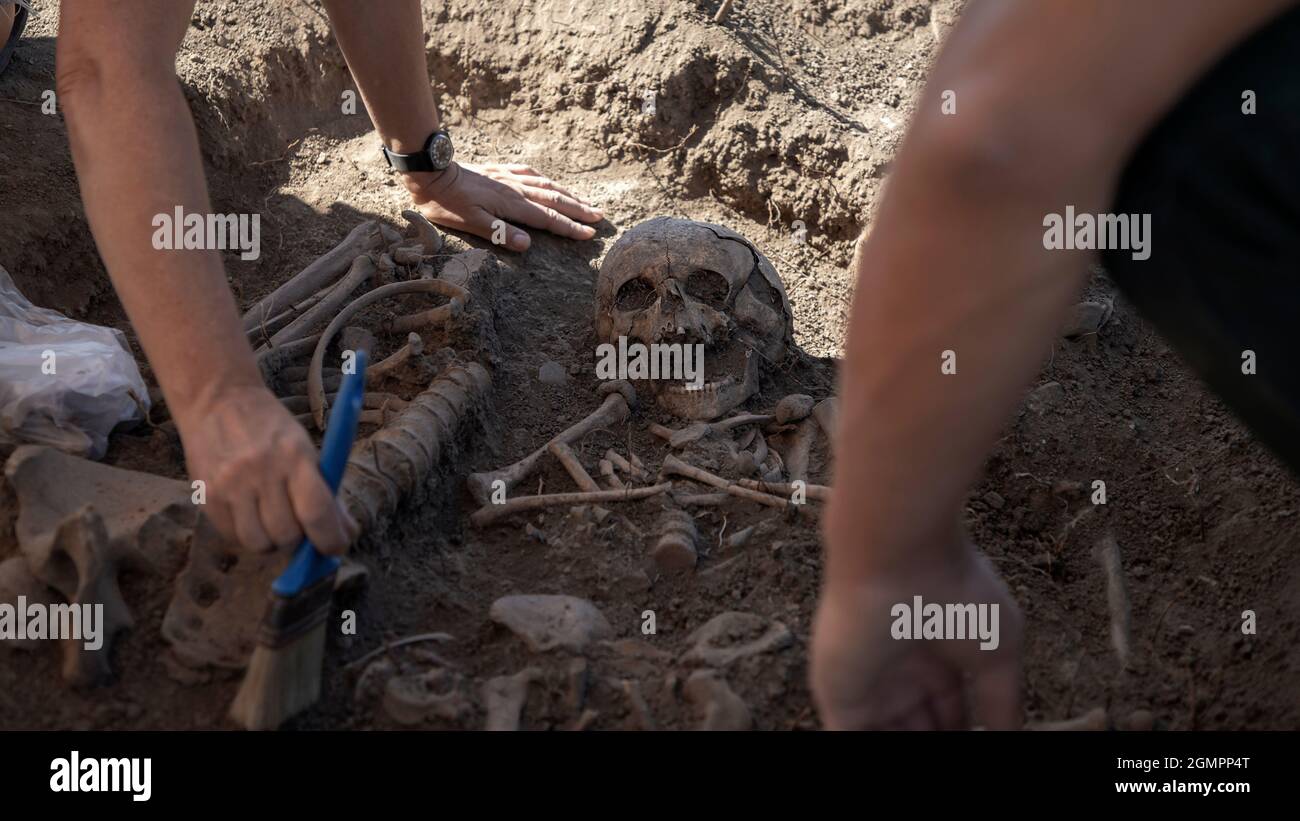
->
[307, 278, 471, 429]
[466, 382, 635, 506]
[737, 478, 831, 502]
[268, 254, 378, 348]
[649, 413, 773, 450]
[548, 441, 601, 492]
[660, 454, 808, 515]
[470, 484, 671, 528]
[241, 220, 390, 333]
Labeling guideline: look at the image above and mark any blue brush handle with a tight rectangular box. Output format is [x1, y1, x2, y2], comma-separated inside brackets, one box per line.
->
[271, 350, 368, 597]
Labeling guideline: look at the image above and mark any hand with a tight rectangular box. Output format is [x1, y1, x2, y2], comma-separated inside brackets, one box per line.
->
[406, 162, 603, 252]
[810, 546, 1024, 730]
[175, 385, 356, 555]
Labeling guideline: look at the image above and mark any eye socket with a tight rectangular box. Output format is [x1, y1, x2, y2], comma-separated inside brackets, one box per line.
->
[747, 272, 784, 310]
[615, 278, 656, 311]
[685, 269, 731, 309]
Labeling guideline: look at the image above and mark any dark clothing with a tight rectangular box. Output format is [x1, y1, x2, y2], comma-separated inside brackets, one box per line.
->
[1106, 6, 1300, 472]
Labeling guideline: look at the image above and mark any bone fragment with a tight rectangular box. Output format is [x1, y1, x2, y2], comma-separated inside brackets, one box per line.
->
[368, 333, 424, 383]
[736, 478, 831, 502]
[307, 278, 471, 429]
[471, 484, 672, 528]
[466, 386, 633, 506]
[599, 459, 625, 490]
[241, 220, 384, 332]
[401, 209, 443, 254]
[269, 254, 377, 347]
[660, 454, 800, 514]
[652, 508, 698, 573]
[1095, 534, 1132, 669]
[549, 441, 601, 492]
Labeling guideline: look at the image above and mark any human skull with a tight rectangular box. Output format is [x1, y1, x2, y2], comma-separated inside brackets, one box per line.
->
[595, 218, 793, 419]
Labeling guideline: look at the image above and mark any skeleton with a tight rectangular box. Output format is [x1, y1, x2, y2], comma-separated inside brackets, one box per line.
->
[595, 217, 794, 420]
[162, 216, 495, 672]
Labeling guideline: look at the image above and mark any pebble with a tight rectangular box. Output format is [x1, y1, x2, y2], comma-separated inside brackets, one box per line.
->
[1026, 381, 1065, 415]
[539, 361, 568, 385]
[1061, 299, 1114, 338]
[489, 594, 614, 652]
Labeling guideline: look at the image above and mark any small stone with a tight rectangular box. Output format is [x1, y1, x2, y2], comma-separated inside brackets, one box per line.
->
[538, 361, 568, 385]
[524, 523, 548, 544]
[684, 670, 752, 730]
[982, 491, 1005, 509]
[1026, 381, 1065, 415]
[489, 594, 614, 652]
[1061, 299, 1113, 338]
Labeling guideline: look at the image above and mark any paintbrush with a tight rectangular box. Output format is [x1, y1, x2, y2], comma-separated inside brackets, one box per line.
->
[229, 350, 368, 730]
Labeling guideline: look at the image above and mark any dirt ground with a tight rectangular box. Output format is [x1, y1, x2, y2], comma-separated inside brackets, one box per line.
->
[2, 0, 1298, 730]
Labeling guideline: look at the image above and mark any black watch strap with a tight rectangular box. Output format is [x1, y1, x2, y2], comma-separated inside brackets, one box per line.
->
[381, 129, 453, 173]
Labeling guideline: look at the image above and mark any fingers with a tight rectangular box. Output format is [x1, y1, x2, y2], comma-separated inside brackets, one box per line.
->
[518, 184, 603, 224]
[230, 491, 272, 554]
[501, 195, 597, 242]
[423, 202, 532, 252]
[288, 459, 351, 555]
[258, 479, 305, 550]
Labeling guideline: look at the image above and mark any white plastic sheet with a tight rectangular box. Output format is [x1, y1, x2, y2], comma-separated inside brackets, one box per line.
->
[0, 265, 149, 458]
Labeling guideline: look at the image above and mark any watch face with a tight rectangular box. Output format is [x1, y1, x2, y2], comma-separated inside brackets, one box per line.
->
[428, 133, 454, 170]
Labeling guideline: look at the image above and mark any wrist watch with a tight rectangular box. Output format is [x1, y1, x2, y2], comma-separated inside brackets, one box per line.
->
[381, 129, 454, 173]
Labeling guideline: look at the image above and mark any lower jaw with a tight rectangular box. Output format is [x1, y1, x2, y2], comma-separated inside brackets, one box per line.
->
[654, 371, 756, 420]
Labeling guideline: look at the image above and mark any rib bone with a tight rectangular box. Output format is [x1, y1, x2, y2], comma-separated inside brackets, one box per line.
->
[242, 220, 385, 333]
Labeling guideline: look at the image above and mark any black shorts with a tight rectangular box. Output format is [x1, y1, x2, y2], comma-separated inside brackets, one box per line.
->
[1105, 6, 1300, 473]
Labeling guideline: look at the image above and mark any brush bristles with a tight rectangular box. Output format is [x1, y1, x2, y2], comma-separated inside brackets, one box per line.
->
[229, 623, 327, 730]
